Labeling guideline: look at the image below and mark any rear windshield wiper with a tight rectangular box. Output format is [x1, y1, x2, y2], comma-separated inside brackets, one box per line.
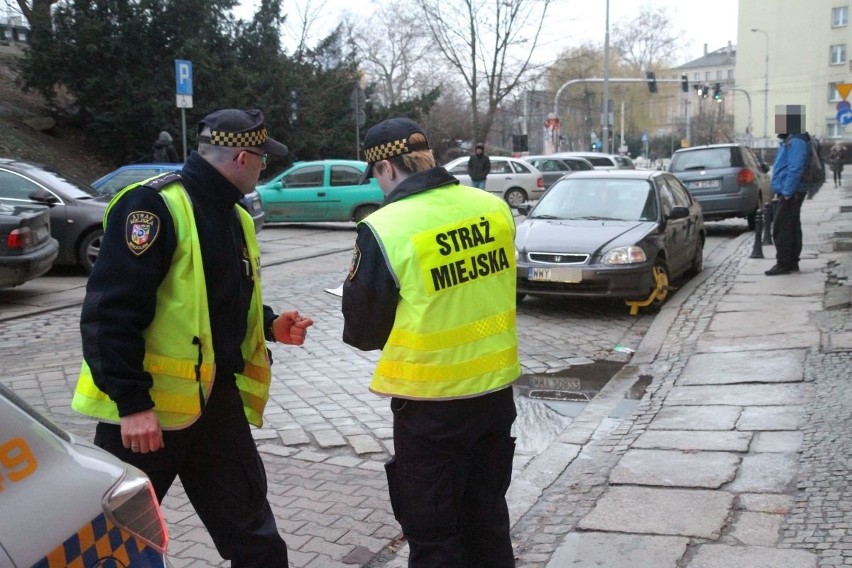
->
[682, 165, 708, 171]
[531, 214, 564, 219]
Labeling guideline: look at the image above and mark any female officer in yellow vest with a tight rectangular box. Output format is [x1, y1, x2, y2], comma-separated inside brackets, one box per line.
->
[72, 109, 313, 568]
[342, 117, 520, 567]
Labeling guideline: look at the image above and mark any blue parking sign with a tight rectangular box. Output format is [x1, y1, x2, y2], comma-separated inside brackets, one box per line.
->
[175, 60, 192, 96]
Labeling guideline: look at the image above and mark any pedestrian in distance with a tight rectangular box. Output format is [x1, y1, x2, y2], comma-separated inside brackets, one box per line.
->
[466, 141, 491, 190]
[72, 108, 314, 567]
[342, 117, 521, 567]
[766, 104, 811, 276]
[151, 130, 181, 163]
[829, 141, 846, 187]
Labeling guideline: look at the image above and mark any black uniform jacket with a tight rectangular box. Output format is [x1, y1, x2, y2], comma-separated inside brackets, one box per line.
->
[80, 151, 277, 418]
[342, 167, 459, 351]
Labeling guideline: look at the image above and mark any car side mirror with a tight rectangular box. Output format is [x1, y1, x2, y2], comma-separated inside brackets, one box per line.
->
[759, 162, 770, 174]
[668, 206, 689, 220]
[517, 203, 532, 216]
[29, 189, 60, 206]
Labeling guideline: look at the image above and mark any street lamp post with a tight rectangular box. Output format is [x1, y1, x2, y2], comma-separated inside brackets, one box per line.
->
[751, 28, 769, 160]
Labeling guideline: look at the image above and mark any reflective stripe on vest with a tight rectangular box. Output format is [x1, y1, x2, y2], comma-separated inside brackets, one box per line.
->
[72, 182, 271, 428]
[363, 182, 520, 400]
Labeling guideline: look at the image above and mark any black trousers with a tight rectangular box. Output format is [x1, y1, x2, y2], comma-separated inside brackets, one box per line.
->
[771, 193, 806, 269]
[385, 387, 517, 568]
[95, 376, 288, 568]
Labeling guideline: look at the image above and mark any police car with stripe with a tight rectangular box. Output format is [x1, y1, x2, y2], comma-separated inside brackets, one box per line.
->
[0, 383, 169, 567]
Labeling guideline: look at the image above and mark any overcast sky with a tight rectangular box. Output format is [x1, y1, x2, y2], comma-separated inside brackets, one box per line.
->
[236, 0, 739, 65]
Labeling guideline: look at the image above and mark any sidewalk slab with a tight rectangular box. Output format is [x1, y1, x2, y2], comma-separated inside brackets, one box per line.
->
[647, 405, 741, 430]
[728, 453, 799, 493]
[666, 383, 809, 406]
[578, 486, 734, 538]
[632, 430, 752, 452]
[695, 330, 820, 353]
[609, 449, 739, 488]
[679, 350, 804, 385]
[547, 532, 688, 568]
[686, 544, 817, 568]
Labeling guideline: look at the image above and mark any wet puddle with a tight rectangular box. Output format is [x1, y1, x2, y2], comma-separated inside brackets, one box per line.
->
[512, 362, 653, 454]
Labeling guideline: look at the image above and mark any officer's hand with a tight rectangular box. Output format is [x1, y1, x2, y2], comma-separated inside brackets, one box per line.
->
[121, 409, 164, 453]
[273, 311, 314, 345]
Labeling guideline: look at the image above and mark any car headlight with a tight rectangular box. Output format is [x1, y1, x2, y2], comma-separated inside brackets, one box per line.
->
[104, 471, 169, 554]
[602, 246, 646, 265]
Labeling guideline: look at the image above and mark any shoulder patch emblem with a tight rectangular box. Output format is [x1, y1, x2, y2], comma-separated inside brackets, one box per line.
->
[125, 211, 160, 256]
[348, 244, 361, 280]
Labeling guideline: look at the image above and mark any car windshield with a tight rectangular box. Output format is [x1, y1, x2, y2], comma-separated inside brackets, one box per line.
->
[669, 147, 737, 172]
[531, 179, 657, 221]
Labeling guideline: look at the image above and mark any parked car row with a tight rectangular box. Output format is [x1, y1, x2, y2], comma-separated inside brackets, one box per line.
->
[0, 143, 766, 296]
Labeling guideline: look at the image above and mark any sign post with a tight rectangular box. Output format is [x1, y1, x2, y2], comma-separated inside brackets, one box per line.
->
[175, 60, 193, 161]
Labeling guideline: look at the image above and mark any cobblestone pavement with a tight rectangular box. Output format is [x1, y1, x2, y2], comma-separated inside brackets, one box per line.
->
[0, 222, 663, 567]
[7, 207, 848, 567]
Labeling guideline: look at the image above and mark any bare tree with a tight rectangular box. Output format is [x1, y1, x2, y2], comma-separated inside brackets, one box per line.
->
[346, 2, 437, 107]
[611, 6, 680, 73]
[414, 0, 551, 145]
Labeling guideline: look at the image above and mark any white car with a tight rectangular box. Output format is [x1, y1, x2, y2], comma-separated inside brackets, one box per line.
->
[551, 152, 636, 170]
[0, 383, 170, 568]
[444, 156, 544, 207]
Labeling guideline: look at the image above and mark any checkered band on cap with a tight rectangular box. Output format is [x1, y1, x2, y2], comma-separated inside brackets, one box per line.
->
[209, 127, 268, 148]
[364, 138, 413, 163]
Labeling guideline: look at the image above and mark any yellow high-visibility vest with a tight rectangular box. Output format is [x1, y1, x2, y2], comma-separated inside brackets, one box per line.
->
[361, 182, 520, 400]
[72, 180, 272, 428]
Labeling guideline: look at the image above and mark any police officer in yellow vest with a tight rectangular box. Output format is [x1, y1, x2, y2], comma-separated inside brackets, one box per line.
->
[72, 108, 313, 568]
[342, 117, 520, 567]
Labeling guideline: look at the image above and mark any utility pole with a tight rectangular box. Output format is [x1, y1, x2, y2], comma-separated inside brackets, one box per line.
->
[602, 0, 610, 154]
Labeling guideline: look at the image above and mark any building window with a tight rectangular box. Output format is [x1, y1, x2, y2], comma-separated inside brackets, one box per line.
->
[831, 44, 847, 65]
[705, 71, 711, 81]
[827, 123, 843, 138]
[693, 72, 700, 82]
[830, 82, 843, 101]
[716, 70, 722, 80]
[727, 69, 734, 80]
[833, 6, 849, 27]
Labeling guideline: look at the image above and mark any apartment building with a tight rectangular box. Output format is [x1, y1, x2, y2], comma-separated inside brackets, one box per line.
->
[736, 0, 852, 144]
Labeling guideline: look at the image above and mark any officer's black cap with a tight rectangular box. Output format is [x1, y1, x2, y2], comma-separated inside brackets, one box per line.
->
[359, 117, 431, 184]
[197, 108, 288, 157]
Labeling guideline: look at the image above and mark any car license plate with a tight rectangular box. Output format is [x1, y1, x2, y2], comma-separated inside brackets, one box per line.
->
[688, 179, 720, 189]
[528, 376, 581, 390]
[528, 266, 582, 283]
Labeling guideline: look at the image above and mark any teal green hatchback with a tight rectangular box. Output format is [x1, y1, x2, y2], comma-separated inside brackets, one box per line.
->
[256, 159, 384, 223]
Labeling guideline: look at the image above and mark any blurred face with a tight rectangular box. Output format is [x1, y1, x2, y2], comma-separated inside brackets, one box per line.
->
[231, 148, 268, 193]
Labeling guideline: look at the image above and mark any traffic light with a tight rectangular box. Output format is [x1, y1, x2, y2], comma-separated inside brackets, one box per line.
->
[713, 83, 722, 101]
[694, 84, 708, 98]
[646, 71, 657, 94]
[681, 74, 689, 93]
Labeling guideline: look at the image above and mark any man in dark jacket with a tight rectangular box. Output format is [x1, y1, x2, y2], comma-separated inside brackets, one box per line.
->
[74, 109, 313, 567]
[767, 104, 810, 276]
[466, 142, 491, 189]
